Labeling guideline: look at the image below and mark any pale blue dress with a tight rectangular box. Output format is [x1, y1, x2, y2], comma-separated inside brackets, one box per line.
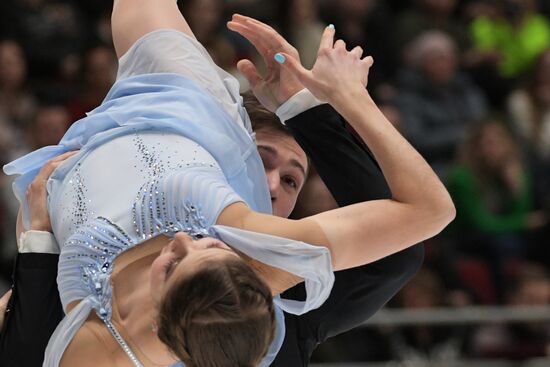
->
[3, 30, 334, 366]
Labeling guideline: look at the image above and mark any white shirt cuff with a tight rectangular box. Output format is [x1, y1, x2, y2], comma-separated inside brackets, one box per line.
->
[276, 89, 326, 124]
[18, 231, 60, 254]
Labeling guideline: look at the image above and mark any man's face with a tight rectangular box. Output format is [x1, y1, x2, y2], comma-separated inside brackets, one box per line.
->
[255, 128, 308, 218]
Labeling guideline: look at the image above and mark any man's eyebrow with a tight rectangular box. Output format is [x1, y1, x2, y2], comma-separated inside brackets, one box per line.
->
[258, 145, 276, 156]
[258, 145, 306, 178]
[289, 159, 306, 179]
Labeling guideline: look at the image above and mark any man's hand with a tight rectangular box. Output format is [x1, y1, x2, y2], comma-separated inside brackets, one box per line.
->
[227, 14, 304, 112]
[0, 289, 12, 331]
[26, 151, 78, 232]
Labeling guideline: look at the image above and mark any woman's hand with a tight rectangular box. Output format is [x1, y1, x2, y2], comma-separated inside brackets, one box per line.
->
[227, 14, 304, 112]
[274, 25, 374, 104]
[26, 151, 78, 232]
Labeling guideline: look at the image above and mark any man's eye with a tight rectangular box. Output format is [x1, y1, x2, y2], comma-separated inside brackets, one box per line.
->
[283, 176, 297, 189]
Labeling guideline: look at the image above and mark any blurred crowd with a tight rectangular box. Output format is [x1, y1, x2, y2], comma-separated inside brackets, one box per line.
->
[1, 0, 550, 363]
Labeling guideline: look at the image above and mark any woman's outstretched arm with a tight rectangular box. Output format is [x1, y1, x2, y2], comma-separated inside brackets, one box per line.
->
[218, 25, 455, 271]
[111, 0, 195, 59]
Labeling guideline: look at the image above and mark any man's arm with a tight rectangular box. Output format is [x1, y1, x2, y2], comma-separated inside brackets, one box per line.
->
[0, 153, 75, 366]
[0, 250, 63, 367]
[272, 104, 424, 366]
[227, 15, 424, 365]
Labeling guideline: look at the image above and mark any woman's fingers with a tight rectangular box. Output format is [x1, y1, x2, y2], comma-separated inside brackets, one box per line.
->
[228, 18, 289, 56]
[229, 15, 282, 46]
[232, 14, 277, 37]
[237, 59, 262, 88]
[227, 21, 270, 55]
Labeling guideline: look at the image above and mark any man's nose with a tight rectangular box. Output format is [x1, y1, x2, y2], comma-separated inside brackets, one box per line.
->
[266, 170, 280, 198]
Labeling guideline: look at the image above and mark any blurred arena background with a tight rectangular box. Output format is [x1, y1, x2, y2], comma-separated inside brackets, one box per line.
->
[1, 0, 549, 365]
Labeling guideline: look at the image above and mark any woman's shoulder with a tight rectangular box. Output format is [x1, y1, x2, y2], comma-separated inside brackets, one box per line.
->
[60, 314, 117, 367]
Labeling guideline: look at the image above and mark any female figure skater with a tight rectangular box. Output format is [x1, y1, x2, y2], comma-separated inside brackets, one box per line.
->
[3, 1, 455, 366]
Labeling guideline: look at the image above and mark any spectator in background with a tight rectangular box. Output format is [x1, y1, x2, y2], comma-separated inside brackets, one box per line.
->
[465, 0, 550, 107]
[65, 45, 117, 122]
[389, 268, 469, 363]
[471, 263, 550, 359]
[26, 104, 70, 150]
[540, 0, 550, 18]
[0, 40, 36, 166]
[0, 40, 36, 128]
[446, 120, 548, 299]
[325, 0, 398, 93]
[277, 0, 325, 69]
[508, 49, 550, 161]
[469, 0, 550, 78]
[0, 103, 71, 268]
[395, 0, 470, 52]
[1, 0, 86, 80]
[396, 30, 487, 174]
[507, 49, 550, 230]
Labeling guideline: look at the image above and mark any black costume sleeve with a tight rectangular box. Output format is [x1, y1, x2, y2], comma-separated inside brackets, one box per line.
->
[0, 252, 64, 367]
[272, 104, 424, 366]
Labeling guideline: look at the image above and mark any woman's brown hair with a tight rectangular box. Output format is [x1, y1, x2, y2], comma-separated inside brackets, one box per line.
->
[157, 255, 276, 367]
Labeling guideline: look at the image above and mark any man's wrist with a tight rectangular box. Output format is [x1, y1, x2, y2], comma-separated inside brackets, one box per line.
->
[276, 89, 327, 124]
[18, 230, 59, 254]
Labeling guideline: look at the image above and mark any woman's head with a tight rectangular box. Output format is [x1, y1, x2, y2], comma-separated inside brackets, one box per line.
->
[150, 232, 275, 366]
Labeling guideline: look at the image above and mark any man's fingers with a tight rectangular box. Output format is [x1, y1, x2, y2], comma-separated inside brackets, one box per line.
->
[334, 39, 347, 51]
[318, 25, 336, 54]
[35, 151, 78, 182]
[50, 150, 78, 163]
[237, 59, 263, 88]
[0, 289, 11, 329]
[362, 55, 374, 68]
[351, 46, 364, 59]
[0, 289, 12, 309]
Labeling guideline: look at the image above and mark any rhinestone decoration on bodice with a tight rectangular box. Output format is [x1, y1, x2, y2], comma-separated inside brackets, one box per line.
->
[57, 132, 229, 367]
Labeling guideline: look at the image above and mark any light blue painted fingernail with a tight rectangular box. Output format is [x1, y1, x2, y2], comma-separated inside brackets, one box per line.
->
[274, 53, 286, 64]
[328, 24, 335, 29]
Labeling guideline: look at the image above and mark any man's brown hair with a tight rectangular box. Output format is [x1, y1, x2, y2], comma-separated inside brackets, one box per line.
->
[242, 90, 310, 176]
[242, 90, 291, 136]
